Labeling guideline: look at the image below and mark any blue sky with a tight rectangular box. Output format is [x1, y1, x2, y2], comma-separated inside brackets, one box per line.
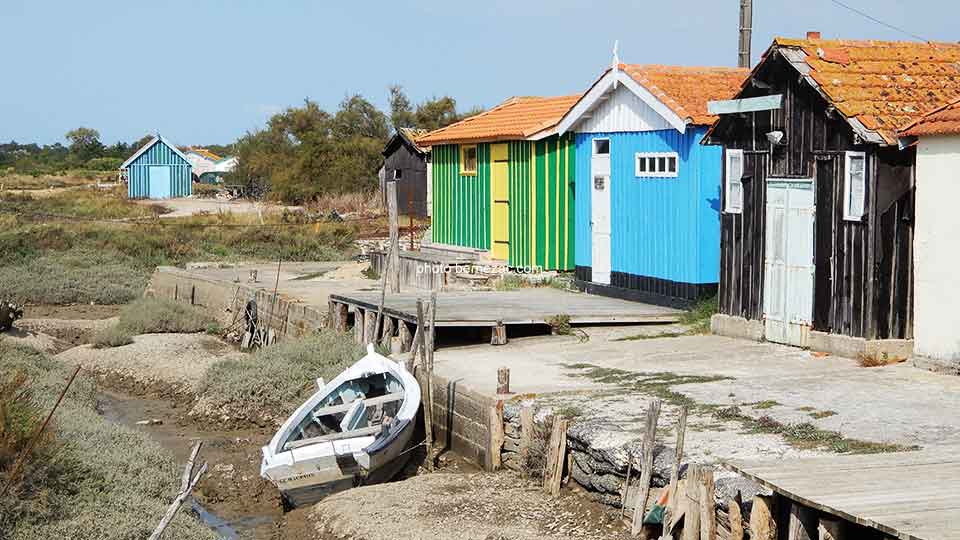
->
[1, 0, 954, 145]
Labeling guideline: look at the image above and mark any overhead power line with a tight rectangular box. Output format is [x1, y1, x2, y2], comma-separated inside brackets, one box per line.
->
[826, 0, 931, 42]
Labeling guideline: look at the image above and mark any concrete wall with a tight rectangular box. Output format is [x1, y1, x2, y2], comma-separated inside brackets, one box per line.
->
[417, 371, 496, 470]
[914, 135, 960, 363]
[147, 267, 327, 338]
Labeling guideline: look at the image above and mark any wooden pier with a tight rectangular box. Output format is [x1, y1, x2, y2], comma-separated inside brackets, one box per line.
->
[327, 288, 681, 348]
[726, 451, 960, 540]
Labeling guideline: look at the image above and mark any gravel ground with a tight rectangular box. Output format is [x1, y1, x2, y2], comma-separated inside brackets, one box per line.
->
[0, 328, 71, 354]
[16, 316, 117, 346]
[56, 333, 245, 393]
[311, 471, 632, 540]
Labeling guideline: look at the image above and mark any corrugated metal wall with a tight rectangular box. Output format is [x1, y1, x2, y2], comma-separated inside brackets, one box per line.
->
[127, 140, 192, 199]
[431, 135, 575, 271]
[575, 127, 721, 284]
[431, 144, 491, 250]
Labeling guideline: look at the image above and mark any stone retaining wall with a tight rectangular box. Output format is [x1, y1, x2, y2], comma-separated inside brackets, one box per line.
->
[146, 266, 326, 339]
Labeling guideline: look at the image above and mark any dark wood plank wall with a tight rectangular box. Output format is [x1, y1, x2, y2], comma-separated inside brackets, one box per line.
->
[713, 52, 914, 340]
[383, 140, 428, 217]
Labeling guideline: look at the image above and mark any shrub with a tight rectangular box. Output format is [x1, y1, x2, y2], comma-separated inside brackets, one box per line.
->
[194, 331, 363, 424]
[84, 157, 123, 171]
[0, 339, 215, 539]
[92, 298, 216, 348]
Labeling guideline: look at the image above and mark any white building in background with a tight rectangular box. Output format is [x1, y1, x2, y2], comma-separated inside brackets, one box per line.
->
[900, 98, 960, 372]
[183, 147, 238, 184]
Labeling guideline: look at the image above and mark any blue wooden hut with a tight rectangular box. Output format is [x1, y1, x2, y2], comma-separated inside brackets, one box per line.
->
[555, 63, 747, 306]
[121, 135, 192, 199]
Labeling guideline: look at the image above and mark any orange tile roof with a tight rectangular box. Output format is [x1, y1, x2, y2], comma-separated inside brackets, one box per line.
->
[620, 64, 749, 125]
[900, 98, 960, 137]
[416, 95, 581, 146]
[770, 37, 960, 143]
[185, 147, 223, 161]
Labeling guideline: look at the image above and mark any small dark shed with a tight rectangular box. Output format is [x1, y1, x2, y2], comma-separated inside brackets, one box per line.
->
[704, 34, 960, 354]
[381, 128, 429, 218]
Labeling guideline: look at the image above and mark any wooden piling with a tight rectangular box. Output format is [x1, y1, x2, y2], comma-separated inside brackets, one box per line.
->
[681, 466, 702, 540]
[334, 302, 348, 333]
[699, 468, 716, 540]
[817, 517, 844, 540]
[364, 309, 377, 346]
[661, 406, 688, 539]
[749, 495, 777, 540]
[787, 502, 817, 540]
[728, 496, 744, 540]
[497, 367, 510, 395]
[491, 320, 508, 345]
[542, 417, 568, 496]
[387, 181, 400, 293]
[399, 320, 412, 353]
[519, 406, 533, 471]
[380, 316, 394, 350]
[353, 308, 364, 344]
[631, 399, 661, 535]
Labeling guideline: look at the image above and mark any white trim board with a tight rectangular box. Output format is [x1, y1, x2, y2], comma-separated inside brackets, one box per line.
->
[556, 69, 688, 135]
[120, 134, 191, 169]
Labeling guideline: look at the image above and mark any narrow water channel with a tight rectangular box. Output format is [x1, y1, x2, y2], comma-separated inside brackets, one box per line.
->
[95, 387, 309, 539]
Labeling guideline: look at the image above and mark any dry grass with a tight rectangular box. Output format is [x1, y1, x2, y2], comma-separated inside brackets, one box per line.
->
[0, 171, 112, 190]
[0, 339, 215, 539]
[91, 298, 218, 348]
[307, 190, 384, 217]
[857, 352, 906, 368]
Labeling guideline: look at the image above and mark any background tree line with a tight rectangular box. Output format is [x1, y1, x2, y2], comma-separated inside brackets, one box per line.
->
[1, 86, 478, 203]
[230, 86, 480, 203]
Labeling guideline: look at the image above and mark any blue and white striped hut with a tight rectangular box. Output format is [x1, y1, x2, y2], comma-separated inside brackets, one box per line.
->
[120, 134, 192, 199]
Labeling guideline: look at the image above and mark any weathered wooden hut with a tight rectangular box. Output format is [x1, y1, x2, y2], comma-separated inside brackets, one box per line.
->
[704, 34, 960, 355]
[381, 128, 429, 218]
[899, 99, 960, 371]
[417, 95, 580, 271]
[121, 135, 192, 199]
[556, 63, 747, 306]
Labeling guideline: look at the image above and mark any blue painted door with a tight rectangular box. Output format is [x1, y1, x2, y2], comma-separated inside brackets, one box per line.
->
[149, 166, 171, 199]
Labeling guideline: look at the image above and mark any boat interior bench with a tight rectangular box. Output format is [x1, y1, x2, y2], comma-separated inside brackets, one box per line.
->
[284, 392, 405, 451]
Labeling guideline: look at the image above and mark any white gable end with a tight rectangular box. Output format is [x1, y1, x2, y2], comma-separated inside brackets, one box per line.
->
[574, 84, 675, 133]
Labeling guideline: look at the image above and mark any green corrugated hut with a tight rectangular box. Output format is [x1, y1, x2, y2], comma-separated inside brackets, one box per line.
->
[417, 95, 579, 271]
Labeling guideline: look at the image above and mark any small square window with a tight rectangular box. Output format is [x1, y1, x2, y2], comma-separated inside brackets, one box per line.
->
[634, 152, 679, 178]
[844, 151, 866, 221]
[393, 169, 402, 180]
[647, 157, 656, 172]
[594, 139, 610, 155]
[637, 156, 647, 173]
[657, 157, 667, 172]
[460, 145, 478, 175]
[667, 156, 677, 173]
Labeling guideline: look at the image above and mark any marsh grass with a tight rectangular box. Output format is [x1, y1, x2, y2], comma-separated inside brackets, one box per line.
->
[92, 298, 217, 348]
[193, 330, 364, 425]
[0, 191, 356, 305]
[0, 339, 215, 539]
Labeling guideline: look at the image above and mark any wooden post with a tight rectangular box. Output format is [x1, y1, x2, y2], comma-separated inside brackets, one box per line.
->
[519, 406, 533, 471]
[497, 367, 510, 395]
[418, 298, 434, 471]
[399, 320, 413, 353]
[699, 468, 716, 540]
[327, 300, 336, 329]
[749, 495, 777, 540]
[817, 518, 844, 540]
[787, 503, 817, 540]
[542, 417, 568, 496]
[387, 181, 400, 293]
[681, 466, 702, 540]
[728, 498, 744, 540]
[425, 293, 437, 466]
[662, 407, 688, 539]
[380, 316, 394, 350]
[364, 309, 377, 346]
[353, 308, 364, 344]
[488, 405, 504, 471]
[491, 320, 508, 345]
[149, 442, 207, 540]
[374, 240, 391, 341]
[631, 399, 661, 535]
[335, 303, 348, 333]
[621, 450, 634, 519]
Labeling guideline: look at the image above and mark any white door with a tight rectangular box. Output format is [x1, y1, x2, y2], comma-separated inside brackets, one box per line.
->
[591, 139, 612, 284]
[763, 178, 815, 346]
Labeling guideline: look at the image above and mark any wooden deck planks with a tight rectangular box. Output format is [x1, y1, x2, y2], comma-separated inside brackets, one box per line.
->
[725, 451, 960, 540]
[330, 289, 681, 327]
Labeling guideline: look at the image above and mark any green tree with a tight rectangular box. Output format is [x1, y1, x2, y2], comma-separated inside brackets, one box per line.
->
[388, 85, 416, 131]
[414, 96, 461, 131]
[64, 127, 104, 161]
[332, 95, 389, 140]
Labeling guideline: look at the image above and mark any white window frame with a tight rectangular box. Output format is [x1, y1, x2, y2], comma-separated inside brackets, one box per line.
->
[593, 138, 610, 155]
[634, 152, 679, 178]
[843, 151, 867, 221]
[724, 149, 744, 214]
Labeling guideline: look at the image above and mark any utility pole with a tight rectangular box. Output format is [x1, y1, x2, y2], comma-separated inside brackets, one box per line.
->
[738, 0, 753, 68]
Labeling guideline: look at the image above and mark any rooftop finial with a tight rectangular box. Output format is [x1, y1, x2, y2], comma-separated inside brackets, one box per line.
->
[612, 40, 620, 88]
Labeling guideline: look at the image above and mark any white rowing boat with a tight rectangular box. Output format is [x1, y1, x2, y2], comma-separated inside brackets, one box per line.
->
[260, 344, 421, 507]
